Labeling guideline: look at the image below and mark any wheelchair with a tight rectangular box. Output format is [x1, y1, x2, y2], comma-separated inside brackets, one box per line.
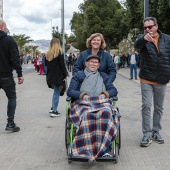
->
[65, 96, 121, 164]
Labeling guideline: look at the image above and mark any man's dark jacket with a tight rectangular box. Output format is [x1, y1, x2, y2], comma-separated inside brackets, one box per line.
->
[134, 30, 170, 84]
[0, 30, 22, 78]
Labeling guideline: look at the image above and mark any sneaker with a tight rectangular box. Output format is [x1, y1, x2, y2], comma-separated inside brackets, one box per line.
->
[102, 152, 112, 158]
[129, 78, 133, 80]
[152, 131, 164, 144]
[135, 78, 138, 80]
[49, 107, 53, 113]
[50, 111, 60, 117]
[140, 135, 152, 147]
[5, 122, 20, 132]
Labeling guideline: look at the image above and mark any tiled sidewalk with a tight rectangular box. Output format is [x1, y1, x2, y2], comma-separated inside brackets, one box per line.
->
[0, 68, 170, 170]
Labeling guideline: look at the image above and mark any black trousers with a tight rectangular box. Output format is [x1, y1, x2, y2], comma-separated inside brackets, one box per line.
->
[0, 76, 16, 122]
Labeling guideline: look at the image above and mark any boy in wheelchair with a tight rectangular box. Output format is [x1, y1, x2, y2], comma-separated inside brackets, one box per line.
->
[67, 54, 120, 162]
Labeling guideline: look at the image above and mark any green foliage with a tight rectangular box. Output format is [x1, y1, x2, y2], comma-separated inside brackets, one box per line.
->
[156, 0, 170, 34]
[70, 0, 129, 51]
[12, 34, 33, 48]
[125, 0, 143, 31]
[35, 50, 41, 57]
[9, 0, 170, 55]
[23, 45, 39, 58]
[70, 11, 86, 50]
[12, 34, 33, 56]
[52, 26, 62, 42]
[24, 46, 32, 54]
[52, 26, 78, 52]
[125, 0, 170, 35]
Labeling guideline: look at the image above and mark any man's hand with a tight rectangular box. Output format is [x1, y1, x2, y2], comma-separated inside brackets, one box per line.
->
[144, 31, 155, 42]
[18, 77, 24, 84]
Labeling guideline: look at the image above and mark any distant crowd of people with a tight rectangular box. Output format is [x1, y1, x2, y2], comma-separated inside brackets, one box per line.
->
[65, 53, 78, 72]
[33, 53, 47, 75]
[21, 53, 47, 75]
[112, 51, 140, 71]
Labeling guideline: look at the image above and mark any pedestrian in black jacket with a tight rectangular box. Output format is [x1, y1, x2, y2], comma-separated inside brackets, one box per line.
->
[46, 38, 67, 117]
[134, 17, 170, 147]
[0, 20, 24, 132]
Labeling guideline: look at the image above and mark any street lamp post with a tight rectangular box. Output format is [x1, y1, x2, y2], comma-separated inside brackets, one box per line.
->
[61, 0, 65, 59]
[50, 19, 52, 38]
[144, 0, 149, 18]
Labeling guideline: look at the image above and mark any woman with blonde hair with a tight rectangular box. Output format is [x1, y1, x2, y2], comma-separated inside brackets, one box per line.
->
[73, 33, 116, 83]
[46, 38, 67, 117]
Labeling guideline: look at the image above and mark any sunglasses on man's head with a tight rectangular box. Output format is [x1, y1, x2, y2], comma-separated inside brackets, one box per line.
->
[143, 24, 156, 30]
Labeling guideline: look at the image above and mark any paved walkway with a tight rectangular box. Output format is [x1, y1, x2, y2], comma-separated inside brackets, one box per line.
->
[0, 65, 170, 170]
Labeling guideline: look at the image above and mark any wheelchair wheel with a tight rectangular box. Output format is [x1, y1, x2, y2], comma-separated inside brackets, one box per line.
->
[114, 143, 119, 163]
[65, 117, 70, 155]
[111, 139, 119, 163]
[118, 125, 121, 150]
[116, 107, 119, 114]
[116, 107, 121, 150]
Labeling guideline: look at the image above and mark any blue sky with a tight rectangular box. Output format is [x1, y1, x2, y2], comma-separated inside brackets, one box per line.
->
[3, 0, 84, 40]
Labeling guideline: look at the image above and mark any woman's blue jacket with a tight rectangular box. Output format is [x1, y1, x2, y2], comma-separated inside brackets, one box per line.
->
[73, 48, 116, 83]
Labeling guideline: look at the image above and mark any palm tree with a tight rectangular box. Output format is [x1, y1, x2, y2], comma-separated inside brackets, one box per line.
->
[35, 50, 41, 57]
[24, 46, 32, 56]
[12, 34, 33, 56]
[29, 45, 39, 58]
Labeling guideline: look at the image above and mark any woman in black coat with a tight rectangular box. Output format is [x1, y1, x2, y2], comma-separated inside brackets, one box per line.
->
[46, 38, 67, 117]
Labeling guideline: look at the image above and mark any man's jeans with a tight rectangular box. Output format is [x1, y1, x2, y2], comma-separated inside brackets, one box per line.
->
[0, 76, 16, 122]
[140, 83, 166, 138]
[130, 64, 137, 79]
[52, 85, 60, 112]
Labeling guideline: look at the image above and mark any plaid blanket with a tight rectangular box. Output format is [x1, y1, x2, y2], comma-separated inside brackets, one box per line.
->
[69, 96, 120, 161]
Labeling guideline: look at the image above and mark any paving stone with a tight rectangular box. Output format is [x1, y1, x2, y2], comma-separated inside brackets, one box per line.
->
[0, 66, 170, 170]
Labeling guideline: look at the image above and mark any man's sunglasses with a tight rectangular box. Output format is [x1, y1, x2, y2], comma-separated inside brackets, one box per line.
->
[143, 24, 156, 30]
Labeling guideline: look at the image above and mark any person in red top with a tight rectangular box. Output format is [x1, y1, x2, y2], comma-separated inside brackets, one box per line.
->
[34, 57, 39, 72]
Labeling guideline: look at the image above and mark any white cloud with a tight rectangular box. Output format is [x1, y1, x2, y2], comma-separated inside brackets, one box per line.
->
[3, 0, 84, 40]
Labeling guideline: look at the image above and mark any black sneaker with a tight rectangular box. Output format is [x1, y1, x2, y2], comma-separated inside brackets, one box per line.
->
[152, 131, 164, 144]
[50, 111, 60, 117]
[5, 122, 20, 132]
[140, 135, 152, 147]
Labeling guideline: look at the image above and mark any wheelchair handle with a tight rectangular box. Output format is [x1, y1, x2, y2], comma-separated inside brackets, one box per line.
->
[66, 96, 71, 102]
[111, 96, 118, 101]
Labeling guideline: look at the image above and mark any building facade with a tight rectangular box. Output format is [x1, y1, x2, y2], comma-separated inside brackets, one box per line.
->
[0, 0, 3, 20]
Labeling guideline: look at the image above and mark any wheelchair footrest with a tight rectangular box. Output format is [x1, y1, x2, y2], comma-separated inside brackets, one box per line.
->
[68, 155, 89, 162]
[68, 154, 116, 162]
[96, 156, 116, 162]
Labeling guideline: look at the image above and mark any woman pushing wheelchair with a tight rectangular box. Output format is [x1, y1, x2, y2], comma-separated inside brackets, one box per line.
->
[67, 54, 120, 162]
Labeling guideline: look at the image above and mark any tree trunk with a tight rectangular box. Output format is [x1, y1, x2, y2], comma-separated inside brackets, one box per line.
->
[19, 47, 23, 57]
